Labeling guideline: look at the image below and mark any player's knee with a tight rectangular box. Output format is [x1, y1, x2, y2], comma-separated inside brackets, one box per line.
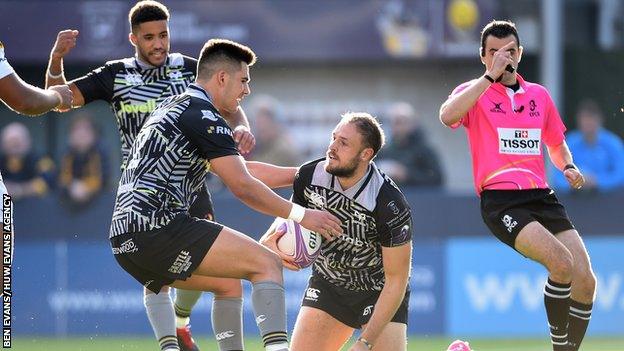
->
[144, 286, 169, 295]
[251, 250, 283, 283]
[212, 279, 243, 298]
[549, 251, 574, 282]
[575, 269, 597, 300]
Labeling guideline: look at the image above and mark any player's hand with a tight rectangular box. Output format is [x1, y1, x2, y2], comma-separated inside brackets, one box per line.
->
[259, 226, 301, 271]
[49, 84, 73, 112]
[564, 167, 585, 190]
[51, 30, 79, 60]
[299, 209, 343, 241]
[485, 41, 515, 80]
[233, 125, 255, 155]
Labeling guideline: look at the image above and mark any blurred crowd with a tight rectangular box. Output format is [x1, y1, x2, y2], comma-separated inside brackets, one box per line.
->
[3, 96, 622, 212]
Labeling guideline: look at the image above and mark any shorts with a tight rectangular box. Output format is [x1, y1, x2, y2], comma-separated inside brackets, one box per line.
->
[189, 186, 215, 220]
[301, 274, 409, 328]
[110, 213, 223, 294]
[480, 189, 574, 249]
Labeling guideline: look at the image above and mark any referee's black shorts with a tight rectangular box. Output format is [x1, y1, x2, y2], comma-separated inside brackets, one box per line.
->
[110, 213, 223, 294]
[480, 189, 575, 250]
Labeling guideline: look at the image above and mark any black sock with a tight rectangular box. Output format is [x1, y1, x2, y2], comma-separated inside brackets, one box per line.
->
[544, 278, 571, 351]
[568, 300, 592, 350]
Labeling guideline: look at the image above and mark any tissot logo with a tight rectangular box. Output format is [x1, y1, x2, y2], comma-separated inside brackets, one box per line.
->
[514, 130, 529, 138]
[490, 101, 506, 114]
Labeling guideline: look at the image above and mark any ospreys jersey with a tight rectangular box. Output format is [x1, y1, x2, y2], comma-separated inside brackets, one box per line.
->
[73, 53, 196, 167]
[293, 158, 412, 291]
[109, 84, 238, 238]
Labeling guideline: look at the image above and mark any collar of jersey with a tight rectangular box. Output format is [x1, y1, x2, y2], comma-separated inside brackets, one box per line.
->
[489, 73, 527, 96]
[134, 55, 168, 70]
[187, 84, 214, 104]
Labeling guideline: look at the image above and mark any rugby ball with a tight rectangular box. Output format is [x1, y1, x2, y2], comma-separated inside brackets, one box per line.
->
[447, 340, 472, 351]
[272, 217, 322, 268]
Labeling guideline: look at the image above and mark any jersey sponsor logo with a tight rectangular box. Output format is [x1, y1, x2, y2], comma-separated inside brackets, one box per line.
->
[207, 125, 233, 136]
[215, 331, 235, 340]
[387, 201, 400, 215]
[201, 110, 218, 121]
[124, 73, 144, 85]
[341, 235, 365, 248]
[111, 238, 138, 255]
[168, 250, 192, 274]
[362, 305, 374, 316]
[529, 99, 540, 117]
[498, 128, 541, 155]
[167, 69, 184, 81]
[307, 192, 326, 208]
[304, 288, 321, 301]
[502, 214, 518, 233]
[490, 101, 506, 114]
[119, 99, 157, 114]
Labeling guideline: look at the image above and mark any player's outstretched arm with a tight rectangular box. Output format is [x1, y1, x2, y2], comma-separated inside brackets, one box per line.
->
[353, 242, 411, 350]
[547, 141, 585, 190]
[211, 154, 342, 238]
[245, 161, 298, 188]
[45, 30, 85, 108]
[0, 74, 72, 116]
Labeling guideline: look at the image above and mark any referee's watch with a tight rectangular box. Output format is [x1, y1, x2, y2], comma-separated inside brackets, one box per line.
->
[357, 337, 373, 350]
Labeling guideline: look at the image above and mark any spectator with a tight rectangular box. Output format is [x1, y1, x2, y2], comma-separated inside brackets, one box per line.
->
[552, 100, 624, 192]
[59, 114, 109, 209]
[249, 95, 301, 166]
[378, 101, 444, 187]
[0, 122, 55, 200]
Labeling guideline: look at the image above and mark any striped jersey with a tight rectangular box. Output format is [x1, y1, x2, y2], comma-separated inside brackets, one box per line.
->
[109, 84, 239, 237]
[293, 158, 413, 291]
[73, 53, 196, 168]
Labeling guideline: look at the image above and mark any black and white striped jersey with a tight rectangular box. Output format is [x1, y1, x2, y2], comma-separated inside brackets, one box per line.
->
[293, 158, 413, 291]
[109, 84, 238, 238]
[73, 53, 196, 168]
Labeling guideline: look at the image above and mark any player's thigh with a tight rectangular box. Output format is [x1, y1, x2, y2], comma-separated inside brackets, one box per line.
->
[515, 221, 572, 270]
[172, 276, 242, 297]
[290, 306, 354, 351]
[358, 322, 407, 351]
[188, 226, 281, 281]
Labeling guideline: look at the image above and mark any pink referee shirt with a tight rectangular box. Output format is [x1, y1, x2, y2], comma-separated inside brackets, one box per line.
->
[449, 74, 567, 194]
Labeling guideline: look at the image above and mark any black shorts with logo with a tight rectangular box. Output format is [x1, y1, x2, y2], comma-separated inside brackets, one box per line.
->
[480, 189, 574, 249]
[301, 274, 409, 329]
[110, 213, 223, 294]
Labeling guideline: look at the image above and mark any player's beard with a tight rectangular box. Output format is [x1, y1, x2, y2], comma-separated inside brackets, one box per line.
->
[326, 155, 359, 178]
[137, 46, 167, 67]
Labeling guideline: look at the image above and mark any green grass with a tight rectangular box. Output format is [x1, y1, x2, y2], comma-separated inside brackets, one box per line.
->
[9, 336, 624, 351]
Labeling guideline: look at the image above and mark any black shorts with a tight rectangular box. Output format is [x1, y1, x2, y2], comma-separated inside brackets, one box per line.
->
[480, 189, 574, 249]
[110, 213, 223, 294]
[301, 274, 409, 329]
[189, 186, 215, 220]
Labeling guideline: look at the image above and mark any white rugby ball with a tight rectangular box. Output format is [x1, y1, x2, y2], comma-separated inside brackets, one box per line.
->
[272, 217, 322, 268]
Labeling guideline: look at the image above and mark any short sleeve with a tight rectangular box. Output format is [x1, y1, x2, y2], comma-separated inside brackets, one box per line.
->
[72, 62, 120, 104]
[0, 42, 15, 80]
[448, 82, 474, 129]
[542, 90, 566, 146]
[375, 186, 413, 247]
[178, 105, 239, 161]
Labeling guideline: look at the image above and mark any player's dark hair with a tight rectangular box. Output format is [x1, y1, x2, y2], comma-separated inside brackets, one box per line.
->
[480, 20, 520, 56]
[341, 112, 386, 158]
[197, 39, 257, 78]
[129, 1, 170, 32]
